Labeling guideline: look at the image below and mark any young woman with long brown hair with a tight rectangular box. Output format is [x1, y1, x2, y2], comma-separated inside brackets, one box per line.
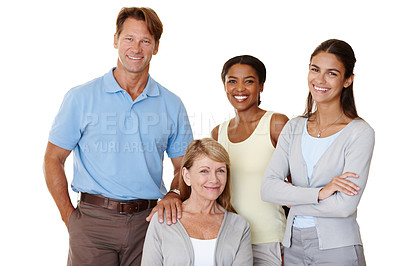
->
[261, 39, 375, 265]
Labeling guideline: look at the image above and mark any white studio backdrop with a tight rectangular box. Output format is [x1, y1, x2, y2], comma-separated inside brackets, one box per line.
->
[1, 0, 398, 265]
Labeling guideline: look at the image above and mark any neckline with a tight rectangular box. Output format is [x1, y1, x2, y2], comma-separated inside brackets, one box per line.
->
[226, 111, 270, 145]
[299, 118, 357, 183]
[190, 237, 217, 241]
[305, 117, 352, 139]
[178, 210, 227, 240]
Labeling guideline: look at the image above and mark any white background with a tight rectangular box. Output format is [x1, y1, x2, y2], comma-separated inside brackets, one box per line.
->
[1, 0, 398, 265]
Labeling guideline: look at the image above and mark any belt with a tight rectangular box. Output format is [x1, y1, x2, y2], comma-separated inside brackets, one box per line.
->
[80, 193, 158, 214]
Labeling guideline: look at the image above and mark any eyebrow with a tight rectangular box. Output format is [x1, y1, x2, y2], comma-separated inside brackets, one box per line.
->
[123, 34, 152, 40]
[199, 165, 226, 169]
[310, 64, 341, 73]
[227, 75, 257, 79]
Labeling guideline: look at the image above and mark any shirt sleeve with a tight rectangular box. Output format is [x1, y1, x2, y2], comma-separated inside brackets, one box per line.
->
[290, 126, 375, 218]
[166, 99, 193, 158]
[141, 215, 163, 265]
[232, 220, 253, 266]
[48, 89, 83, 150]
[261, 119, 321, 206]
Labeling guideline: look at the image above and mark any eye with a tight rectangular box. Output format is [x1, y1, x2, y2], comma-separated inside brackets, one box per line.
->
[310, 67, 319, 73]
[227, 80, 236, 84]
[200, 169, 209, 174]
[328, 72, 338, 76]
[125, 37, 133, 41]
[245, 80, 255, 84]
[142, 40, 151, 45]
[217, 169, 226, 174]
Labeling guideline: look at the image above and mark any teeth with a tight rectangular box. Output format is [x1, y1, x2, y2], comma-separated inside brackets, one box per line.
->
[234, 95, 248, 100]
[128, 55, 142, 60]
[314, 86, 329, 91]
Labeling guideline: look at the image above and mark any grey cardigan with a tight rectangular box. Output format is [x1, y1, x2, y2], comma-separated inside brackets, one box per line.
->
[141, 211, 253, 265]
[261, 117, 375, 250]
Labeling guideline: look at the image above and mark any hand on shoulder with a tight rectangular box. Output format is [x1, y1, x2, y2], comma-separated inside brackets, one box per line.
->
[146, 192, 182, 225]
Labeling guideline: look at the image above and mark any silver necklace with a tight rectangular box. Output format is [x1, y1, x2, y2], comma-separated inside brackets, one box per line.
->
[316, 113, 344, 138]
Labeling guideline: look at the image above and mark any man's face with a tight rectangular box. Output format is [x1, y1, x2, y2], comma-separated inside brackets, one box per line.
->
[114, 18, 159, 75]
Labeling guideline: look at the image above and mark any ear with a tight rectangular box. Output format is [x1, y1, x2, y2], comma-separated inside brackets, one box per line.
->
[113, 33, 118, 49]
[344, 74, 354, 88]
[182, 167, 191, 186]
[153, 40, 159, 55]
[259, 83, 264, 93]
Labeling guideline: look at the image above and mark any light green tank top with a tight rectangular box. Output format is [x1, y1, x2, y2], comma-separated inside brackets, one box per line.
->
[218, 111, 286, 244]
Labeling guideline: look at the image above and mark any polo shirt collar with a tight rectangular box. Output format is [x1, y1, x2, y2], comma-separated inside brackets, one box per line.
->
[144, 76, 160, 97]
[103, 67, 160, 97]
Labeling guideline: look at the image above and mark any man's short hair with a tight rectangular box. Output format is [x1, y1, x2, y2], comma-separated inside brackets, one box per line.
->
[116, 7, 163, 43]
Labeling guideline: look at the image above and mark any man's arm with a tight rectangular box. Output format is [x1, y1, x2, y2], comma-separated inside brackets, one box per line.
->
[146, 156, 183, 225]
[43, 141, 74, 228]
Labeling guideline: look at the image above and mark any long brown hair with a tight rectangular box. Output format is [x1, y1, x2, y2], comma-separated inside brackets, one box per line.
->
[303, 39, 359, 119]
[178, 138, 237, 213]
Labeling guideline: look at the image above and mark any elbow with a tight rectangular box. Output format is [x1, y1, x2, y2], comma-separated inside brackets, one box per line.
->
[260, 188, 272, 203]
[336, 206, 356, 218]
[43, 154, 53, 183]
[260, 187, 280, 205]
[329, 201, 357, 218]
[260, 177, 286, 205]
[260, 181, 273, 203]
[334, 210, 355, 218]
[260, 192, 269, 203]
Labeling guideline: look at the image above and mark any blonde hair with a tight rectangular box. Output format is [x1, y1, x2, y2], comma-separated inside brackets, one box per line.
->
[178, 138, 237, 213]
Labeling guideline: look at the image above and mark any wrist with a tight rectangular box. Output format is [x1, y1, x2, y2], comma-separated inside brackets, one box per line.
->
[61, 206, 75, 224]
[318, 188, 329, 201]
[167, 189, 181, 196]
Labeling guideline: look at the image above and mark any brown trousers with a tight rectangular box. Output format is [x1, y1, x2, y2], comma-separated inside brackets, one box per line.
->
[67, 201, 152, 266]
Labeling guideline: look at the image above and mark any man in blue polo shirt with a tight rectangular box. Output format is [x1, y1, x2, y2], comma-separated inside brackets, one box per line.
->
[43, 7, 193, 266]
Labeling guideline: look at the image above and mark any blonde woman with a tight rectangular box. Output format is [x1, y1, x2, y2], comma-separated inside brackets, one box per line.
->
[142, 138, 253, 265]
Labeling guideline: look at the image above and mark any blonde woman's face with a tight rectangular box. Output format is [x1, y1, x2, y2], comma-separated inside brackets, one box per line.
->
[182, 156, 227, 201]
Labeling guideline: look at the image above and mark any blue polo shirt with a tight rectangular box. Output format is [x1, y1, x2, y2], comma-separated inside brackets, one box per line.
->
[49, 68, 193, 200]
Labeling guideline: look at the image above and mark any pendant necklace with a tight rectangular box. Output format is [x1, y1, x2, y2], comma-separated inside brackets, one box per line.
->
[316, 112, 344, 138]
